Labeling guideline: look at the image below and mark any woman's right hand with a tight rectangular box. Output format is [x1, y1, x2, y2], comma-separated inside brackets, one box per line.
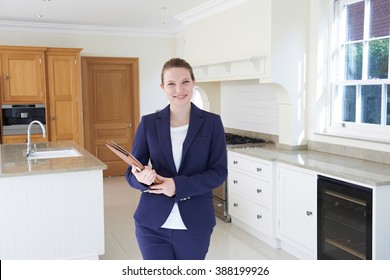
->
[131, 165, 157, 186]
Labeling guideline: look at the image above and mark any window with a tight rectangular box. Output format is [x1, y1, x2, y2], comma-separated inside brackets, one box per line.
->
[329, 0, 390, 141]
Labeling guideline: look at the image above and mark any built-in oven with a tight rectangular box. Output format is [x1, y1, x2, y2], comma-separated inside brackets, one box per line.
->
[317, 175, 372, 260]
[1, 104, 46, 135]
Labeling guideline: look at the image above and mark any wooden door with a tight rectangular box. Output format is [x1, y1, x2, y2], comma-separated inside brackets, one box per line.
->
[1, 47, 46, 104]
[46, 48, 83, 144]
[81, 57, 139, 177]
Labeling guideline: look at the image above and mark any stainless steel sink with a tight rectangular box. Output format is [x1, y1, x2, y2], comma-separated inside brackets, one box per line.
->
[27, 148, 82, 160]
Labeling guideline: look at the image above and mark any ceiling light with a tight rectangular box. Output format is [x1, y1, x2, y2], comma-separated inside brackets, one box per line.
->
[159, 6, 168, 25]
[36, 14, 43, 18]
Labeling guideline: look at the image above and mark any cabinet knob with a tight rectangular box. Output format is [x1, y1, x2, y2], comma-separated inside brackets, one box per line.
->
[257, 189, 262, 193]
[233, 160, 238, 165]
[233, 203, 238, 207]
[257, 214, 262, 219]
[256, 167, 262, 172]
[50, 116, 55, 120]
[3, 75, 9, 80]
[306, 211, 313, 216]
[233, 180, 238, 184]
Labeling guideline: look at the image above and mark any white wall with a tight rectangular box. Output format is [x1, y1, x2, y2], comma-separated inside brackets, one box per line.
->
[270, 0, 310, 147]
[0, 30, 176, 117]
[184, 0, 271, 66]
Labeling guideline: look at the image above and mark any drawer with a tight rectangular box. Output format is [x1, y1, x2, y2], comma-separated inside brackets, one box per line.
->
[228, 170, 272, 207]
[229, 193, 272, 235]
[228, 152, 272, 180]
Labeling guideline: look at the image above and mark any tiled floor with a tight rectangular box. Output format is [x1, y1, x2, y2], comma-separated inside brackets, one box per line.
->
[100, 176, 296, 260]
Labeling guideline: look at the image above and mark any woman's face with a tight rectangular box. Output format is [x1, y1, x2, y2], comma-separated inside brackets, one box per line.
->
[161, 67, 195, 108]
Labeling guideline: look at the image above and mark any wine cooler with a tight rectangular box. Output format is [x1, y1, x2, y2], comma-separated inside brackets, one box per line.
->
[317, 175, 372, 260]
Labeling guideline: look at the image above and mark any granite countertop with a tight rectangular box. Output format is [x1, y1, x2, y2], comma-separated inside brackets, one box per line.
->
[229, 144, 390, 186]
[0, 141, 107, 178]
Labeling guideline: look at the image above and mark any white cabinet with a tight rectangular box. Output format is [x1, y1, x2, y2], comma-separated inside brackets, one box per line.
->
[228, 151, 278, 247]
[277, 163, 317, 259]
[0, 170, 105, 260]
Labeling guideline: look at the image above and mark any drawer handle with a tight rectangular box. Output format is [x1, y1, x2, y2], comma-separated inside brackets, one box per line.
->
[256, 167, 262, 172]
[233, 203, 239, 207]
[257, 214, 262, 219]
[233, 160, 238, 165]
[217, 203, 223, 207]
[306, 211, 313, 216]
[233, 180, 238, 184]
[257, 189, 262, 193]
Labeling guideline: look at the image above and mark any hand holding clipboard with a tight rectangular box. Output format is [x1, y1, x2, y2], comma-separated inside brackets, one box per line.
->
[105, 140, 162, 184]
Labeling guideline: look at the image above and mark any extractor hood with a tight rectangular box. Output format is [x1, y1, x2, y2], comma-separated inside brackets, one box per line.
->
[192, 56, 271, 83]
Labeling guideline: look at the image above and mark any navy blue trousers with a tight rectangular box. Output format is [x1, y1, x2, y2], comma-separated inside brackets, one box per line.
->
[135, 222, 213, 260]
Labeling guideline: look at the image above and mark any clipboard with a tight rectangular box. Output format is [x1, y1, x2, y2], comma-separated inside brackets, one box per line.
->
[105, 140, 162, 184]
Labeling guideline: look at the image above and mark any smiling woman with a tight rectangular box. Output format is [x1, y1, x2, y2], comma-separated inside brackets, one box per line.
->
[125, 57, 228, 260]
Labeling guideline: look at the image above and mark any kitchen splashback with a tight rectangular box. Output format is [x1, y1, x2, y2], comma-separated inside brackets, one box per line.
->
[220, 80, 279, 136]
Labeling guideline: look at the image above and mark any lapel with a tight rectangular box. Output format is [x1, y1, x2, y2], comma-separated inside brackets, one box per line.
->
[155, 106, 177, 174]
[181, 104, 204, 168]
[155, 103, 204, 175]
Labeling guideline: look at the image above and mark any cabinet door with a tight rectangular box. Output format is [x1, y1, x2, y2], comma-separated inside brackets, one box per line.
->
[46, 49, 82, 144]
[277, 164, 317, 256]
[2, 134, 46, 144]
[1, 52, 46, 103]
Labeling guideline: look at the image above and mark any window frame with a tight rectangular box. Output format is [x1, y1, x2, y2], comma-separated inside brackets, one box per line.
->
[327, 0, 390, 142]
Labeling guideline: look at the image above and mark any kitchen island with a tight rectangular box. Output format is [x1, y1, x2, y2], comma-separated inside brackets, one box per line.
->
[0, 141, 107, 260]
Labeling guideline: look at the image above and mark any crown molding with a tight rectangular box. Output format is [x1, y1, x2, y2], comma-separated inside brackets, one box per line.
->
[0, 20, 178, 38]
[175, 0, 251, 26]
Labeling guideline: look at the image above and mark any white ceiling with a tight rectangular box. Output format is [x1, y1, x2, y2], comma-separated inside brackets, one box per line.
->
[0, 0, 214, 32]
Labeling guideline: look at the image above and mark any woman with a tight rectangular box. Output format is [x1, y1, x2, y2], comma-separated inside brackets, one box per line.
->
[125, 58, 227, 260]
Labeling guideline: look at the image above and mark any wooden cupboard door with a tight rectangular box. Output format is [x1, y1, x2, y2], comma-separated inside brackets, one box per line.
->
[82, 57, 139, 177]
[1, 52, 46, 104]
[2, 134, 46, 144]
[46, 51, 82, 144]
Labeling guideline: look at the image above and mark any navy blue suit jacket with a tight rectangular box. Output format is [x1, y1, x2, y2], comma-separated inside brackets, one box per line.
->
[125, 103, 227, 232]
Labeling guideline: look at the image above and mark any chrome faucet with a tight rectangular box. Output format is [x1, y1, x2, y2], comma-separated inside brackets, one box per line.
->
[26, 120, 46, 157]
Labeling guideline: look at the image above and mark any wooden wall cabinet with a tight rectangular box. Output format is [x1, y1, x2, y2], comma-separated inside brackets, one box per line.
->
[45, 48, 83, 145]
[0, 46, 47, 104]
[0, 46, 83, 146]
[2, 134, 46, 144]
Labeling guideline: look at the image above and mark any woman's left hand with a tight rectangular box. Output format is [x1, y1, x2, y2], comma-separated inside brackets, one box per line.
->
[147, 175, 176, 197]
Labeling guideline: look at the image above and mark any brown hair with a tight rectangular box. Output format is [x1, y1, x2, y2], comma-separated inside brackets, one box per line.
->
[161, 58, 195, 84]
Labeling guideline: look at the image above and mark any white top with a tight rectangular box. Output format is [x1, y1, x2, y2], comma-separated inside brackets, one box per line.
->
[161, 124, 189, 230]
